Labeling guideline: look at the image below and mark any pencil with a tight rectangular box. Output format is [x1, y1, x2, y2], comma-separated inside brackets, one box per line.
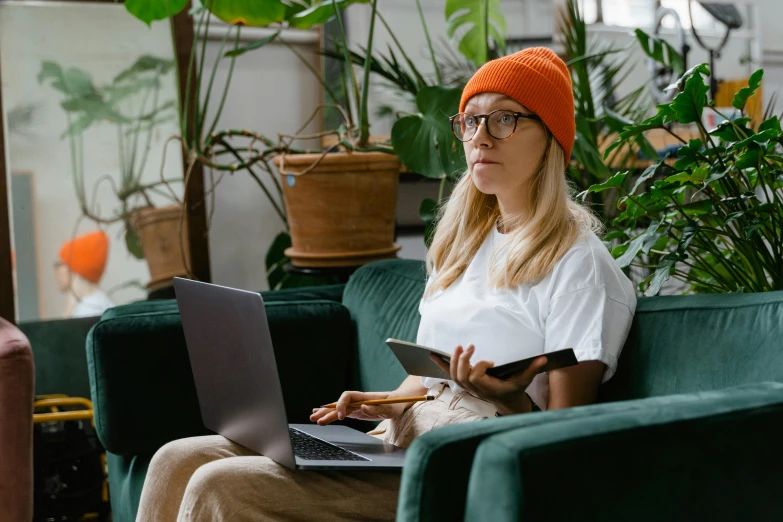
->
[319, 395, 435, 409]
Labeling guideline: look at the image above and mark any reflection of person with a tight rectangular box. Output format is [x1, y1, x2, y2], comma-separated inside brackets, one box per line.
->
[136, 48, 637, 521]
[55, 230, 114, 318]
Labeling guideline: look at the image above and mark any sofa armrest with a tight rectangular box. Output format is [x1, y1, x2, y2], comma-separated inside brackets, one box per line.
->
[87, 297, 353, 456]
[397, 382, 783, 522]
[465, 382, 783, 522]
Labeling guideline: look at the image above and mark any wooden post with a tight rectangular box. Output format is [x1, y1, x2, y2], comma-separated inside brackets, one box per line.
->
[0, 34, 16, 323]
[172, 2, 211, 283]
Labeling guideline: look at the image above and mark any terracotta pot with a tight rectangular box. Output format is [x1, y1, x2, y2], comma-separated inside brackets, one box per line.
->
[272, 151, 401, 268]
[130, 205, 190, 290]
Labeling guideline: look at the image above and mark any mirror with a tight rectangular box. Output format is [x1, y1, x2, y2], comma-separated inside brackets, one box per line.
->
[0, 0, 195, 321]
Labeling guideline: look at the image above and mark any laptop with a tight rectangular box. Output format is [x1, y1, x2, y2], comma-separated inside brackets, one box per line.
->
[173, 277, 406, 470]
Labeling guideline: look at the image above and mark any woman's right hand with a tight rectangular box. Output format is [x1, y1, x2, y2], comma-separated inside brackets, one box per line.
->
[309, 390, 407, 426]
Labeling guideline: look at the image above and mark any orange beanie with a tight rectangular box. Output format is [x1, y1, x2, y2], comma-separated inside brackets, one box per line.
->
[59, 230, 109, 284]
[459, 47, 575, 165]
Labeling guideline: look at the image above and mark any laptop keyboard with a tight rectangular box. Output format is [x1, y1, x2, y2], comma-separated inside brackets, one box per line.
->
[289, 428, 370, 462]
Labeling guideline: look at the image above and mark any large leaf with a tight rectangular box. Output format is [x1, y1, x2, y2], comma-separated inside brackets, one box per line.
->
[125, 0, 188, 25]
[615, 219, 667, 268]
[732, 69, 764, 111]
[634, 29, 685, 80]
[391, 86, 465, 179]
[38, 62, 100, 100]
[667, 63, 711, 124]
[445, 0, 506, 66]
[209, 0, 288, 26]
[577, 171, 628, 200]
[645, 251, 683, 296]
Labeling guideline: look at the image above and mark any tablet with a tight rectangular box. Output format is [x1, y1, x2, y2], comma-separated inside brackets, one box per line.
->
[385, 339, 578, 380]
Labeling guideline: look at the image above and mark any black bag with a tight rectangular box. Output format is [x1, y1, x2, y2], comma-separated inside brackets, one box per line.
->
[33, 415, 108, 522]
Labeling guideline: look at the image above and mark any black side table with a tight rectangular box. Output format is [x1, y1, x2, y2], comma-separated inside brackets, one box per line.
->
[282, 263, 362, 284]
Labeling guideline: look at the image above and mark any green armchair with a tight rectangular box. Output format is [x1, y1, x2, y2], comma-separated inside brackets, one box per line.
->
[86, 259, 783, 521]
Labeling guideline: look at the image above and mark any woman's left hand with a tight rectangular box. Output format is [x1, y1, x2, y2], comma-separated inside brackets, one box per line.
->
[429, 344, 547, 415]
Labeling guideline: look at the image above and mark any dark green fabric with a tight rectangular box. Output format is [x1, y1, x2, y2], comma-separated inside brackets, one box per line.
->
[19, 316, 99, 398]
[106, 451, 151, 522]
[101, 284, 346, 320]
[342, 260, 427, 392]
[398, 382, 783, 522]
[600, 290, 783, 402]
[87, 299, 353, 456]
[465, 382, 783, 522]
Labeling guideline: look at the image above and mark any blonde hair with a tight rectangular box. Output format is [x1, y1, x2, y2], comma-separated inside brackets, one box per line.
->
[424, 135, 602, 298]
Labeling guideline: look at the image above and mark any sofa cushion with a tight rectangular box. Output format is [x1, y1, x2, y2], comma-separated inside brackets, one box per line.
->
[19, 316, 98, 399]
[342, 260, 428, 392]
[601, 290, 783, 402]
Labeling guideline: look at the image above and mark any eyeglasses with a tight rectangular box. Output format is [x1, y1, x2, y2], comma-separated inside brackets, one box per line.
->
[449, 109, 542, 142]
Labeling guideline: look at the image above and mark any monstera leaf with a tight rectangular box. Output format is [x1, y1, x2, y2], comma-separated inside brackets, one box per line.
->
[391, 86, 465, 180]
[445, 0, 506, 67]
[125, 0, 189, 25]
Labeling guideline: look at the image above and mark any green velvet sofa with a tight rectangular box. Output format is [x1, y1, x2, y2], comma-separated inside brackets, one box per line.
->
[86, 259, 783, 522]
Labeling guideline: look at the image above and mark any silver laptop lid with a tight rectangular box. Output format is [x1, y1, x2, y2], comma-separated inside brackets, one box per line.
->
[174, 277, 296, 468]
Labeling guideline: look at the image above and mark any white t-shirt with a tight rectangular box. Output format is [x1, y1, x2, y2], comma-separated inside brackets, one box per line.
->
[71, 290, 116, 318]
[417, 225, 637, 410]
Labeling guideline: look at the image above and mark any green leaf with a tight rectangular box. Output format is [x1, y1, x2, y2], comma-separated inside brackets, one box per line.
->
[734, 148, 760, 170]
[645, 252, 682, 296]
[710, 118, 751, 142]
[113, 55, 175, 84]
[732, 69, 764, 110]
[125, 226, 145, 259]
[634, 29, 685, 80]
[630, 159, 673, 195]
[208, 0, 288, 26]
[577, 171, 628, 200]
[445, 0, 507, 66]
[743, 217, 766, 240]
[61, 114, 94, 138]
[605, 104, 676, 159]
[125, 0, 188, 25]
[665, 166, 708, 185]
[677, 221, 699, 254]
[667, 63, 710, 124]
[38, 62, 100, 100]
[391, 86, 466, 179]
[60, 98, 131, 125]
[758, 116, 781, 134]
[288, 0, 364, 30]
[224, 30, 281, 57]
[680, 199, 713, 215]
[615, 219, 665, 268]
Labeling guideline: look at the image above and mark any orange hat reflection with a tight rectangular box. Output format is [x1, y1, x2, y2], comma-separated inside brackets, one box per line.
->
[58, 231, 109, 284]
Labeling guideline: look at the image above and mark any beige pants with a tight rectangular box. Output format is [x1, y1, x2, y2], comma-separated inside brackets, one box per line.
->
[135, 396, 488, 522]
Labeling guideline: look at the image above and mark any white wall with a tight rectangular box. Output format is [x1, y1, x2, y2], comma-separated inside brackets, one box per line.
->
[1, 1, 183, 320]
[198, 22, 322, 292]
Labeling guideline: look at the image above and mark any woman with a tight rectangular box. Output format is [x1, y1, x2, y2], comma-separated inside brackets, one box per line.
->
[55, 230, 115, 318]
[136, 47, 636, 521]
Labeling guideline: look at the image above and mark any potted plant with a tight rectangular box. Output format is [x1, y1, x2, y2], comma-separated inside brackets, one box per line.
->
[39, 55, 191, 291]
[582, 63, 779, 296]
